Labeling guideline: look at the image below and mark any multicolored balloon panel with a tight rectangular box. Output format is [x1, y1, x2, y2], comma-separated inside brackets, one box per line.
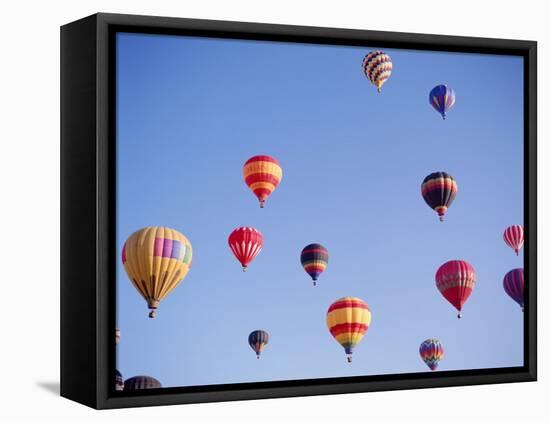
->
[243, 155, 283, 208]
[435, 260, 476, 318]
[228, 227, 263, 271]
[503, 268, 524, 311]
[300, 243, 329, 285]
[429, 84, 456, 119]
[503, 225, 524, 255]
[122, 226, 193, 318]
[123, 375, 162, 391]
[421, 172, 458, 221]
[362, 51, 392, 92]
[248, 330, 269, 359]
[327, 297, 371, 362]
[419, 339, 444, 371]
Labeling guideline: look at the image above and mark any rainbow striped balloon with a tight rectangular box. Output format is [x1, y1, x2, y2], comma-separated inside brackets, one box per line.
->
[248, 330, 269, 359]
[300, 243, 329, 286]
[243, 155, 283, 208]
[429, 84, 456, 119]
[122, 226, 192, 318]
[362, 51, 392, 92]
[124, 376, 162, 391]
[503, 224, 524, 256]
[419, 339, 444, 371]
[327, 297, 371, 362]
[503, 268, 524, 311]
[421, 171, 458, 222]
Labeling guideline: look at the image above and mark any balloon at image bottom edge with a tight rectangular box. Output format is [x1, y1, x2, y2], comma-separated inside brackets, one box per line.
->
[326, 297, 371, 362]
[123, 375, 162, 391]
[121, 226, 193, 318]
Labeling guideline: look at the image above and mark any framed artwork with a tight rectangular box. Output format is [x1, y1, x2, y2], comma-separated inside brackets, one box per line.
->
[61, 13, 537, 409]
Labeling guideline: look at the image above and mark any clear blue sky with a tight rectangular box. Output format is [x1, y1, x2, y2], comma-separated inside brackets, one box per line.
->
[116, 32, 524, 388]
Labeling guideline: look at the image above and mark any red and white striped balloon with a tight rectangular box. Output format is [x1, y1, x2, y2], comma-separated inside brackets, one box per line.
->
[503, 225, 524, 255]
[228, 227, 263, 271]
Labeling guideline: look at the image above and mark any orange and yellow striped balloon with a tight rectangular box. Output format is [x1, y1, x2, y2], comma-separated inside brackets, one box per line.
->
[122, 226, 193, 318]
[326, 297, 371, 362]
[243, 155, 282, 208]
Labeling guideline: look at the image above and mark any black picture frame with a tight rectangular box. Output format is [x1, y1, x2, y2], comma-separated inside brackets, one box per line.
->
[60, 12, 537, 409]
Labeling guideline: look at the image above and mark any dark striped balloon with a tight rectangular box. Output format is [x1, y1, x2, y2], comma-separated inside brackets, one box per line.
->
[503, 268, 524, 311]
[421, 172, 458, 221]
[429, 84, 456, 119]
[123, 375, 162, 391]
[248, 330, 269, 359]
[115, 369, 124, 391]
[300, 243, 329, 286]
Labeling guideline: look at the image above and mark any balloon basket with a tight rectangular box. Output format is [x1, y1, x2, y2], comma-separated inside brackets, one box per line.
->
[148, 310, 156, 318]
[347, 356, 352, 363]
[242, 266, 247, 272]
[457, 312, 462, 319]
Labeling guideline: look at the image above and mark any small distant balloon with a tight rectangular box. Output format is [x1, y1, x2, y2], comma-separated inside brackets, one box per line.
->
[503, 225, 524, 256]
[503, 268, 524, 311]
[228, 227, 263, 271]
[124, 376, 162, 391]
[300, 243, 329, 286]
[419, 339, 444, 371]
[429, 84, 456, 119]
[115, 328, 120, 345]
[248, 330, 269, 359]
[421, 172, 458, 222]
[362, 51, 392, 92]
[436, 260, 476, 319]
[243, 155, 282, 208]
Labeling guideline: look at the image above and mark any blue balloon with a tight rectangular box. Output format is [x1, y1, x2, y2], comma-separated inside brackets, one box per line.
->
[429, 84, 456, 119]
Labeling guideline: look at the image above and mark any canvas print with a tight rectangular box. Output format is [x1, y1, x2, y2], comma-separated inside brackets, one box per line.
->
[115, 32, 524, 391]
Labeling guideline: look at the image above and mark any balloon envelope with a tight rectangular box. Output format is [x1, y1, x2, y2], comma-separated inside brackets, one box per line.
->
[435, 260, 476, 318]
[421, 172, 458, 221]
[115, 369, 124, 391]
[419, 339, 444, 371]
[300, 243, 329, 285]
[248, 330, 269, 358]
[503, 268, 524, 310]
[124, 375, 162, 391]
[243, 155, 282, 208]
[122, 226, 192, 318]
[228, 227, 263, 271]
[503, 225, 524, 255]
[362, 51, 392, 92]
[327, 297, 371, 362]
[429, 84, 456, 119]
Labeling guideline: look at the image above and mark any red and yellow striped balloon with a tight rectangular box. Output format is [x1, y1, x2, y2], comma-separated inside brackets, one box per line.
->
[243, 155, 282, 208]
[326, 297, 371, 362]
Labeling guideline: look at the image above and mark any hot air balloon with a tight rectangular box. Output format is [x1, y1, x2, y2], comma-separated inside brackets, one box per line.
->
[419, 339, 444, 371]
[122, 226, 192, 318]
[228, 227, 263, 271]
[115, 369, 124, 391]
[503, 225, 524, 256]
[421, 172, 458, 221]
[124, 376, 162, 391]
[503, 268, 524, 311]
[300, 243, 328, 286]
[362, 51, 392, 92]
[248, 330, 269, 359]
[115, 328, 120, 345]
[243, 155, 283, 208]
[429, 84, 456, 119]
[327, 297, 371, 362]
[435, 260, 476, 319]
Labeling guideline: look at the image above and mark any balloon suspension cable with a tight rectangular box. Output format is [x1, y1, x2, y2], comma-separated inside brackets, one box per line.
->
[442, 115, 446, 120]
[259, 201, 265, 209]
[347, 355, 352, 363]
[257, 354, 260, 360]
[313, 280, 317, 287]
[377, 87, 381, 93]
[149, 309, 156, 318]
[516, 250, 519, 256]
[439, 215, 444, 222]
